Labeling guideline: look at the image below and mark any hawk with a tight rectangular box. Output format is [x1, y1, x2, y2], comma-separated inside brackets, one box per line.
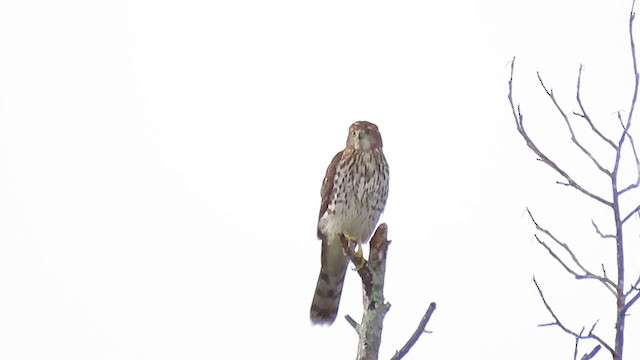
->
[310, 121, 390, 326]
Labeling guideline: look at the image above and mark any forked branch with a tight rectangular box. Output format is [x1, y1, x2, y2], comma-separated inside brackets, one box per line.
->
[591, 219, 615, 239]
[533, 277, 614, 356]
[508, 59, 613, 208]
[537, 71, 612, 176]
[616, 112, 640, 196]
[574, 64, 618, 150]
[341, 225, 436, 360]
[340, 225, 390, 360]
[580, 345, 601, 360]
[527, 209, 617, 295]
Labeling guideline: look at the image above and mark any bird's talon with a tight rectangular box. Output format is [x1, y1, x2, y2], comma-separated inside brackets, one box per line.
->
[354, 256, 366, 270]
[341, 233, 358, 243]
[340, 233, 366, 269]
[352, 240, 366, 270]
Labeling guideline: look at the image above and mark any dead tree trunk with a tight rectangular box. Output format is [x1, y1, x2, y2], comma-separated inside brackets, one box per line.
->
[340, 224, 437, 360]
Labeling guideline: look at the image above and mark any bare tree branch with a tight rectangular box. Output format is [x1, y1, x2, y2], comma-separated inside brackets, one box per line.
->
[625, 291, 640, 312]
[617, 111, 640, 195]
[574, 64, 618, 150]
[510, 4, 640, 359]
[580, 345, 601, 360]
[351, 224, 392, 360]
[341, 225, 435, 359]
[611, 4, 640, 358]
[533, 277, 615, 356]
[621, 203, 640, 224]
[572, 327, 601, 360]
[390, 302, 437, 360]
[345, 314, 359, 332]
[623, 271, 640, 313]
[508, 58, 613, 208]
[572, 327, 585, 360]
[615, 2, 640, 195]
[591, 219, 616, 239]
[538, 71, 612, 176]
[626, 274, 640, 297]
[508, 4, 640, 360]
[627, 3, 640, 135]
[527, 209, 617, 295]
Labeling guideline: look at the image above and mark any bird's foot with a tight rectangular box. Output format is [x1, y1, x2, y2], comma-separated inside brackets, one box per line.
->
[353, 242, 366, 270]
[341, 233, 366, 270]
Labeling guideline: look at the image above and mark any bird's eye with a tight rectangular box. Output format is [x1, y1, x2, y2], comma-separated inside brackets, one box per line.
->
[351, 131, 356, 136]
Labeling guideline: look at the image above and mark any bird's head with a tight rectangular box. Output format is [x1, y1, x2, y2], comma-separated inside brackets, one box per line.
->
[346, 121, 383, 151]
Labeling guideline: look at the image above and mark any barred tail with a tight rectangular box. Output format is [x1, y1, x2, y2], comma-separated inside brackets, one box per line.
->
[310, 263, 347, 325]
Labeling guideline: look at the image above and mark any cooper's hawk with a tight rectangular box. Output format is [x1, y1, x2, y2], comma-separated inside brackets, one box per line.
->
[310, 121, 390, 326]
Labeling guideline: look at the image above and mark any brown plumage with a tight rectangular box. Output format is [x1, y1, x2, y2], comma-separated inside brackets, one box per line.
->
[310, 121, 389, 326]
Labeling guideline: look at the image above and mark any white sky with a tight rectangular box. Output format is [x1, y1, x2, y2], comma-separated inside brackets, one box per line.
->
[1, 0, 640, 359]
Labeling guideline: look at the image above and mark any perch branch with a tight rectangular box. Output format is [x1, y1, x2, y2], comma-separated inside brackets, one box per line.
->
[353, 224, 392, 360]
[339, 234, 373, 296]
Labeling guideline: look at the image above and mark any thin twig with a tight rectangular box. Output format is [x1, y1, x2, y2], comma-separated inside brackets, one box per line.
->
[623, 270, 640, 313]
[390, 302, 437, 360]
[621, 203, 640, 224]
[617, 112, 640, 195]
[624, 291, 640, 312]
[591, 219, 616, 239]
[345, 314, 359, 331]
[625, 273, 640, 297]
[627, 3, 640, 140]
[574, 64, 618, 150]
[573, 327, 585, 360]
[616, 0, 640, 197]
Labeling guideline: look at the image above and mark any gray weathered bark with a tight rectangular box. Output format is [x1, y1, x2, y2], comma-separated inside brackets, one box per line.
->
[340, 224, 436, 360]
